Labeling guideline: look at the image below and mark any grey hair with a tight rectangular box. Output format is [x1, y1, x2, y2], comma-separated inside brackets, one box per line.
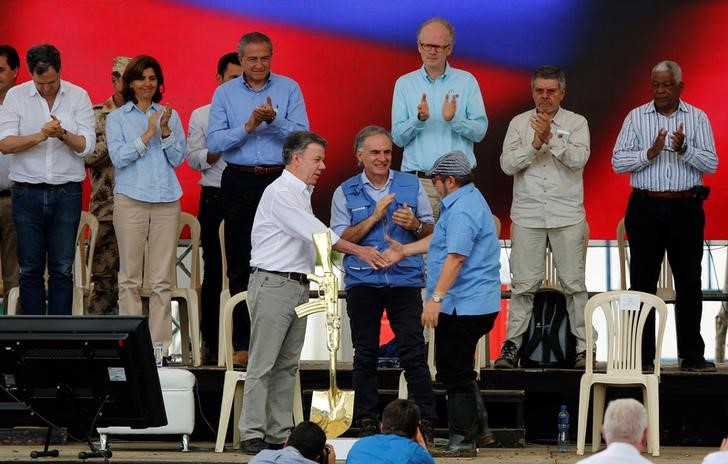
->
[282, 131, 327, 165]
[237, 32, 273, 58]
[602, 399, 648, 444]
[652, 60, 682, 85]
[416, 17, 455, 44]
[531, 65, 566, 90]
[354, 125, 393, 154]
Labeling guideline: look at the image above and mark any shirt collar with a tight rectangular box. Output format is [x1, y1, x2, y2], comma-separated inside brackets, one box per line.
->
[282, 168, 314, 195]
[360, 169, 394, 189]
[242, 72, 273, 92]
[645, 99, 688, 114]
[605, 442, 643, 456]
[123, 100, 163, 114]
[441, 182, 474, 210]
[28, 79, 67, 98]
[419, 62, 450, 83]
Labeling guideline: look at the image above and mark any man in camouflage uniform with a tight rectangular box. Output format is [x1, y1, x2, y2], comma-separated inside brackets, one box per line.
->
[85, 56, 130, 315]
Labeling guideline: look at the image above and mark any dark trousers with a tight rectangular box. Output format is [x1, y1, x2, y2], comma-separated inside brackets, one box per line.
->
[435, 311, 498, 394]
[221, 167, 280, 350]
[346, 286, 437, 422]
[625, 191, 706, 362]
[199, 186, 225, 356]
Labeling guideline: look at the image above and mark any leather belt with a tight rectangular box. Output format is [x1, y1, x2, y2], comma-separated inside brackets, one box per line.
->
[13, 182, 70, 190]
[227, 164, 284, 175]
[405, 170, 430, 179]
[252, 267, 309, 284]
[633, 188, 692, 199]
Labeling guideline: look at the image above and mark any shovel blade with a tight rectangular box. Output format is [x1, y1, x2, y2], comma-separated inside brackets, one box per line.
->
[310, 389, 355, 438]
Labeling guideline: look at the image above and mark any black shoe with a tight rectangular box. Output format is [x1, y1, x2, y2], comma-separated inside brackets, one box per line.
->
[265, 442, 284, 450]
[358, 418, 379, 437]
[240, 438, 268, 455]
[680, 358, 716, 372]
[494, 341, 519, 368]
[419, 419, 434, 447]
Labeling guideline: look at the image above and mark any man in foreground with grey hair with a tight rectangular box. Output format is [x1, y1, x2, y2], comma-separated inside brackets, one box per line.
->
[576, 398, 651, 464]
[239, 131, 387, 455]
[612, 60, 718, 372]
[384, 151, 501, 455]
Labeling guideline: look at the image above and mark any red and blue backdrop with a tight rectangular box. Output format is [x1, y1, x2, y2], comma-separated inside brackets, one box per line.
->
[4, 0, 726, 239]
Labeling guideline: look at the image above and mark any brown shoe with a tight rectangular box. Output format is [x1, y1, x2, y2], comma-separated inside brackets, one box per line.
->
[233, 350, 248, 367]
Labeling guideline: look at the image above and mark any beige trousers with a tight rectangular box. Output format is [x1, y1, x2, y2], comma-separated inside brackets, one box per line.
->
[113, 194, 180, 348]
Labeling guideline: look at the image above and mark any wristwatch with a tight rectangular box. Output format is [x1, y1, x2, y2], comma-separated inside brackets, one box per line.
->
[415, 220, 424, 236]
[432, 293, 444, 303]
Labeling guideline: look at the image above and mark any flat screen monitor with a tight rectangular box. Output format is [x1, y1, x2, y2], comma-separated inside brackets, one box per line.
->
[0, 316, 167, 433]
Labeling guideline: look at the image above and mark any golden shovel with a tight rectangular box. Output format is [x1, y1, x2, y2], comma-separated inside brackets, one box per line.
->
[295, 232, 354, 438]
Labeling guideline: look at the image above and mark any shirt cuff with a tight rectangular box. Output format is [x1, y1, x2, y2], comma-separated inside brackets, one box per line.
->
[328, 229, 341, 245]
[639, 149, 651, 166]
[133, 137, 148, 157]
[161, 131, 176, 150]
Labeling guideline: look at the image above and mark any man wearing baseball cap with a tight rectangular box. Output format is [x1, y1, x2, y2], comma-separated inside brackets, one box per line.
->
[85, 56, 130, 315]
[384, 151, 501, 455]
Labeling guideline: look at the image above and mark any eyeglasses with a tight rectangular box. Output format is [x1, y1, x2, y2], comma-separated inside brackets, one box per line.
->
[419, 42, 451, 53]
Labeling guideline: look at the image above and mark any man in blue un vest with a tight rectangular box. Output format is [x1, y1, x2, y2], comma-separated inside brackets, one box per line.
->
[330, 126, 437, 444]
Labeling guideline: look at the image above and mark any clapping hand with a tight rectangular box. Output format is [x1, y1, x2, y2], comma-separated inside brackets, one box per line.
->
[417, 93, 430, 121]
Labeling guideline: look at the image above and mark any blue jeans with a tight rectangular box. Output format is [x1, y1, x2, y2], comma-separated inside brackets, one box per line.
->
[12, 182, 82, 315]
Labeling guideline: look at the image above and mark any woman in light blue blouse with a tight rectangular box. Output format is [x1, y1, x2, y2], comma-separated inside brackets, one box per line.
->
[106, 55, 186, 351]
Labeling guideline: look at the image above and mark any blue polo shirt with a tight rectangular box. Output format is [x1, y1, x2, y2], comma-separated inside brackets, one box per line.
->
[346, 434, 434, 464]
[426, 183, 501, 315]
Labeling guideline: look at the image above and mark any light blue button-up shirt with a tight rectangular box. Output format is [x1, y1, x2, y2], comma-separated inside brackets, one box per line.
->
[427, 183, 501, 316]
[391, 64, 487, 172]
[106, 101, 187, 203]
[207, 73, 308, 166]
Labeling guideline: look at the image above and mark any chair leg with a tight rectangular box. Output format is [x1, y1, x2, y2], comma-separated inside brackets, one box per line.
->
[217, 290, 230, 368]
[187, 290, 201, 367]
[645, 379, 660, 456]
[181, 434, 190, 452]
[397, 371, 408, 399]
[99, 433, 108, 451]
[293, 369, 304, 424]
[178, 298, 191, 364]
[591, 384, 606, 453]
[215, 376, 236, 453]
[576, 377, 592, 455]
[232, 381, 244, 448]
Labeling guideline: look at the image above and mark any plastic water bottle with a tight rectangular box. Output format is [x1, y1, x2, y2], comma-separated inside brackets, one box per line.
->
[557, 405, 570, 452]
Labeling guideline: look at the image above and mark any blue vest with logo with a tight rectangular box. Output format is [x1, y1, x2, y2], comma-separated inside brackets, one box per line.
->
[341, 171, 426, 289]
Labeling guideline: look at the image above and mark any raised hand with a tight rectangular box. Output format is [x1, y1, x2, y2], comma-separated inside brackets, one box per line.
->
[392, 202, 418, 230]
[160, 104, 173, 137]
[373, 193, 396, 221]
[530, 112, 552, 149]
[42, 116, 64, 138]
[442, 93, 457, 121]
[417, 93, 430, 121]
[647, 129, 668, 160]
[253, 96, 276, 124]
[672, 122, 685, 152]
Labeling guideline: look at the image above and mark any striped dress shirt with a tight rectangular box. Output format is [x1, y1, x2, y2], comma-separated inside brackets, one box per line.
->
[612, 100, 717, 191]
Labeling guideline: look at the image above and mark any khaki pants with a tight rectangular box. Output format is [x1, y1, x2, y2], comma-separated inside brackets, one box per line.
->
[113, 194, 180, 348]
[506, 221, 590, 352]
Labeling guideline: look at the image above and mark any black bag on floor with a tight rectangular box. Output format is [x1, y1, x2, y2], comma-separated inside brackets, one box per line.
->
[520, 288, 576, 368]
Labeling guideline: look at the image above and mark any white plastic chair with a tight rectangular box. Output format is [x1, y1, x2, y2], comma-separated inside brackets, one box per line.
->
[217, 219, 231, 367]
[215, 291, 303, 452]
[6, 211, 99, 316]
[576, 290, 667, 457]
[617, 218, 675, 302]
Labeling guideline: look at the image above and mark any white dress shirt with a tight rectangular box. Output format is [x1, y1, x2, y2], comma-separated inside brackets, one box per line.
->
[0, 99, 10, 190]
[576, 442, 653, 464]
[500, 107, 589, 229]
[186, 104, 226, 187]
[250, 169, 340, 274]
[0, 79, 95, 184]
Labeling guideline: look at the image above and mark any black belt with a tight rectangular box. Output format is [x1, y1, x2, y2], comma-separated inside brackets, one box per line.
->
[405, 170, 430, 179]
[0, 190, 10, 197]
[13, 182, 74, 190]
[252, 267, 309, 284]
[633, 188, 692, 199]
[227, 164, 284, 175]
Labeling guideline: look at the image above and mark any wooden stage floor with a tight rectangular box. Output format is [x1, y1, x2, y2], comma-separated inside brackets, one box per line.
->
[0, 442, 720, 463]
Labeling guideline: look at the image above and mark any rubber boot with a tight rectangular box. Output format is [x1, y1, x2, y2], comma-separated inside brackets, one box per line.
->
[432, 391, 479, 457]
[473, 380, 496, 447]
